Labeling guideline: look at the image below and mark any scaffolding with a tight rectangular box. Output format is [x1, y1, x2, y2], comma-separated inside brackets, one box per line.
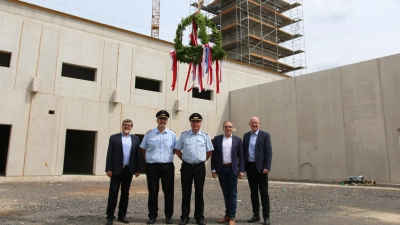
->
[192, 0, 307, 76]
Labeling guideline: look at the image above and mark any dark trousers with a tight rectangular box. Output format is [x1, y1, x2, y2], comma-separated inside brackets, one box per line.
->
[146, 162, 175, 219]
[106, 167, 133, 219]
[180, 161, 206, 221]
[218, 165, 238, 218]
[246, 162, 270, 219]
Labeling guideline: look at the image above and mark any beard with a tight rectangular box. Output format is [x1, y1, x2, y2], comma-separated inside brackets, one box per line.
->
[123, 129, 130, 134]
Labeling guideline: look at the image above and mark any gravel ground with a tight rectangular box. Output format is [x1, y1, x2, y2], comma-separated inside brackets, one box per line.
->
[0, 177, 399, 225]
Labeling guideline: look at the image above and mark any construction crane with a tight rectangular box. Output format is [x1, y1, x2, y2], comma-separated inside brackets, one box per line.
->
[151, 0, 160, 38]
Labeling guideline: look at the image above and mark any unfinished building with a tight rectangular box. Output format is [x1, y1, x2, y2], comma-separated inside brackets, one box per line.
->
[194, 0, 307, 76]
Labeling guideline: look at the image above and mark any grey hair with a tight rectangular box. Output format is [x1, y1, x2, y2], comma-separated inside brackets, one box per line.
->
[122, 119, 133, 125]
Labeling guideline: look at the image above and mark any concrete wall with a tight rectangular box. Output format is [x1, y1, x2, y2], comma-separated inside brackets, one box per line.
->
[231, 54, 400, 183]
[0, 1, 287, 177]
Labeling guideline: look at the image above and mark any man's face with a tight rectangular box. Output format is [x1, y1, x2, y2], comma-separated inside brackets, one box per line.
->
[122, 122, 133, 135]
[157, 118, 168, 128]
[190, 120, 202, 133]
[249, 117, 260, 132]
[223, 122, 233, 137]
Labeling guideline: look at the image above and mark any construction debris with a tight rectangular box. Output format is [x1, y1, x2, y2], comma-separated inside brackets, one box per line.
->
[343, 175, 376, 186]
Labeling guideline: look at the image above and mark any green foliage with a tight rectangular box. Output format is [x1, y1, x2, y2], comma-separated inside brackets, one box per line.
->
[174, 13, 226, 64]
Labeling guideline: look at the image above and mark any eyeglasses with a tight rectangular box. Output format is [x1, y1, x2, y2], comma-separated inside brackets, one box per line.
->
[123, 124, 132, 127]
[224, 126, 233, 128]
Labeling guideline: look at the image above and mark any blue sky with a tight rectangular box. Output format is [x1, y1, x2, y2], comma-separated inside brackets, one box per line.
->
[21, 0, 400, 74]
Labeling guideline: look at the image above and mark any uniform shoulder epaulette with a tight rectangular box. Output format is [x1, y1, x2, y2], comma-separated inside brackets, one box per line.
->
[181, 130, 188, 134]
[203, 131, 209, 135]
[170, 129, 176, 133]
[146, 129, 152, 134]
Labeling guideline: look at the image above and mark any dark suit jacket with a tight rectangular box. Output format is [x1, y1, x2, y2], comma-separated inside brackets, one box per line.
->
[105, 133, 140, 175]
[243, 130, 272, 173]
[211, 134, 244, 176]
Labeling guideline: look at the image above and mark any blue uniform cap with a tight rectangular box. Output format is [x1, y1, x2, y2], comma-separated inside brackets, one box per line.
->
[156, 110, 170, 119]
[189, 113, 202, 122]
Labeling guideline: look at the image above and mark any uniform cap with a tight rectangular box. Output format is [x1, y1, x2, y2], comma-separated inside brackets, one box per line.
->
[156, 110, 170, 119]
[189, 113, 202, 122]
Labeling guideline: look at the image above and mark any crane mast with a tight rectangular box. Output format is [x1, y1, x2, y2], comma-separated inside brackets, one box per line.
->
[151, 0, 160, 38]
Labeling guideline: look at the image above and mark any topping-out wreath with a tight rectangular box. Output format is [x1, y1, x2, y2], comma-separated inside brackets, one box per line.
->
[170, 13, 226, 93]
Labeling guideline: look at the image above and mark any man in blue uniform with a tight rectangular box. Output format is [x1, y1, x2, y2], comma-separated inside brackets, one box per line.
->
[174, 113, 214, 225]
[140, 110, 177, 224]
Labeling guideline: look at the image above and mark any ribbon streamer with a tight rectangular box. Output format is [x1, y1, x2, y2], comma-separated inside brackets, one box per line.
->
[170, 50, 177, 91]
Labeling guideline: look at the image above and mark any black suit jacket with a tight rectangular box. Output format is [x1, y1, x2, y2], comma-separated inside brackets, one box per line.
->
[243, 130, 272, 173]
[105, 133, 140, 175]
[211, 134, 244, 176]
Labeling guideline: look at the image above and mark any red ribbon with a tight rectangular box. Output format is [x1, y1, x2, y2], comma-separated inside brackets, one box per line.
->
[208, 47, 213, 86]
[184, 63, 192, 91]
[216, 59, 220, 93]
[198, 63, 203, 91]
[170, 50, 177, 91]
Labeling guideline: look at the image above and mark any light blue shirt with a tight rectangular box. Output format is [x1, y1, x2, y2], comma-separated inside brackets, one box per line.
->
[121, 133, 132, 166]
[140, 128, 177, 163]
[175, 130, 214, 164]
[248, 129, 259, 162]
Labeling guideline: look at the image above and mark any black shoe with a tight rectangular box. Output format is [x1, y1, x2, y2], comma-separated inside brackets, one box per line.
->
[105, 217, 114, 225]
[247, 215, 260, 223]
[165, 217, 173, 224]
[264, 218, 270, 225]
[197, 219, 206, 225]
[179, 218, 190, 225]
[117, 216, 129, 224]
[147, 218, 156, 224]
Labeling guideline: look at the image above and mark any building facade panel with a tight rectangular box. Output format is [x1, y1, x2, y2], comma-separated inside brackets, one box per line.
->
[340, 59, 389, 182]
[296, 69, 347, 181]
[378, 54, 400, 182]
[260, 78, 299, 180]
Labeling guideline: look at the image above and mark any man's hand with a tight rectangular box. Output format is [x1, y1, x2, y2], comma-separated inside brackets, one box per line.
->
[239, 172, 245, 179]
[174, 149, 182, 160]
[106, 171, 112, 177]
[135, 172, 140, 177]
[262, 169, 269, 174]
[212, 172, 217, 178]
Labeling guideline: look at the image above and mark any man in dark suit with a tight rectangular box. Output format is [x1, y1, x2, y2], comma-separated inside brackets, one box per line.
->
[211, 121, 244, 225]
[243, 117, 272, 225]
[105, 119, 141, 225]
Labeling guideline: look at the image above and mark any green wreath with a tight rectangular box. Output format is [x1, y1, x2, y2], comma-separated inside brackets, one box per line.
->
[174, 13, 226, 64]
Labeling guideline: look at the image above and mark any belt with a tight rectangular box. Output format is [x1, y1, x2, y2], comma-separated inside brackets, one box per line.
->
[183, 161, 204, 167]
[122, 165, 129, 168]
[222, 163, 232, 167]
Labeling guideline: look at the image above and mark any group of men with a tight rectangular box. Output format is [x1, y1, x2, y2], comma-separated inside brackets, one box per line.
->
[104, 110, 272, 225]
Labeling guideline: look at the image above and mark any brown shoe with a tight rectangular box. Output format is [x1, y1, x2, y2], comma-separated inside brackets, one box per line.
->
[229, 218, 236, 225]
[217, 216, 229, 223]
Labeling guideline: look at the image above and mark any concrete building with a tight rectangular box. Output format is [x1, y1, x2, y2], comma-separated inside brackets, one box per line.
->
[231, 54, 400, 183]
[1, 0, 399, 184]
[0, 0, 287, 177]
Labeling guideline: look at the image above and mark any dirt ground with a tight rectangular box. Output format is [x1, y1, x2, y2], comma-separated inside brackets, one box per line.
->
[0, 177, 399, 225]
